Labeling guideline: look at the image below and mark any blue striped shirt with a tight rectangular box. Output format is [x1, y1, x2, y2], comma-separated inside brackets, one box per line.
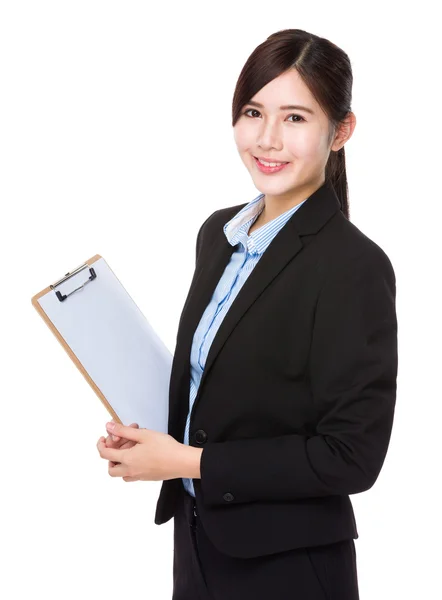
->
[182, 191, 309, 496]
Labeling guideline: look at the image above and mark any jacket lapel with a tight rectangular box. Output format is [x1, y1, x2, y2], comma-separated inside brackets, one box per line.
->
[169, 180, 341, 436]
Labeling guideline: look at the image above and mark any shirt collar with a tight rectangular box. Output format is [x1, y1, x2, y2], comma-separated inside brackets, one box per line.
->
[223, 192, 308, 255]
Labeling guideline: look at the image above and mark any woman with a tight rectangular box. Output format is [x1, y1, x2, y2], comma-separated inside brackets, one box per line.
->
[98, 28, 398, 599]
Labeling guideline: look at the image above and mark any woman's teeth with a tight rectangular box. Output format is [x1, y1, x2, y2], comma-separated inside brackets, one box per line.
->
[257, 158, 288, 167]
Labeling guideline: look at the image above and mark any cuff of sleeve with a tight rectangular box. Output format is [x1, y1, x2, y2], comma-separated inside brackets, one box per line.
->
[199, 435, 313, 506]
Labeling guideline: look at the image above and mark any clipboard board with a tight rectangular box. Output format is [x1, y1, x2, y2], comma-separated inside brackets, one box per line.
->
[31, 254, 173, 432]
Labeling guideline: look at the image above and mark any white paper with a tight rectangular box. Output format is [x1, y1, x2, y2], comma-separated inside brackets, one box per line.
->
[37, 257, 172, 432]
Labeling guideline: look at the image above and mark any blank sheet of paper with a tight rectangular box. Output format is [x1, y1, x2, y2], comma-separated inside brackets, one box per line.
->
[37, 257, 172, 433]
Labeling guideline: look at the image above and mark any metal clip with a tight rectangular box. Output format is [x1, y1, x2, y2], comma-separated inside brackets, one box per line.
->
[50, 262, 97, 302]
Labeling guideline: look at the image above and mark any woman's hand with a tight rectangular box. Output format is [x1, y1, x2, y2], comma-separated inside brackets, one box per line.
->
[97, 422, 192, 482]
[104, 420, 139, 467]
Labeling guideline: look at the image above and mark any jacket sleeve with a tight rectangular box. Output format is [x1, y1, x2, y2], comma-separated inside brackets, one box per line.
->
[199, 248, 398, 506]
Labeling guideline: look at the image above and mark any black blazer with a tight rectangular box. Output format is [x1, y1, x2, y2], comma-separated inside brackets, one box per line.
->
[154, 180, 398, 559]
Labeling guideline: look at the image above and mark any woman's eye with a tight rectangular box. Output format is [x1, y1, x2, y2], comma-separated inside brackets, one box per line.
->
[243, 108, 260, 118]
[287, 114, 305, 123]
[243, 109, 305, 123]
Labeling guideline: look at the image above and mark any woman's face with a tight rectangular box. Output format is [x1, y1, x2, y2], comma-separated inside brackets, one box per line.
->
[233, 69, 352, 205]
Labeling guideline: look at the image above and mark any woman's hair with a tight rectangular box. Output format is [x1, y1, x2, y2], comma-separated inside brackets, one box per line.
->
[232, 29, 353, 220]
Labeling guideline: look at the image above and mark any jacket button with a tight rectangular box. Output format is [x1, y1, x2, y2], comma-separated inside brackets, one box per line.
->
[194, 429, 207, 444]
[223, 492, 235, 502]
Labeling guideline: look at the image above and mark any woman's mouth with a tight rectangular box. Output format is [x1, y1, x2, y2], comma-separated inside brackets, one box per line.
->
[253, 156, 290, 174]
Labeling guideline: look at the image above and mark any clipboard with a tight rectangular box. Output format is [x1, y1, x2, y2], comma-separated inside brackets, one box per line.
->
[31, 254, 173, 432]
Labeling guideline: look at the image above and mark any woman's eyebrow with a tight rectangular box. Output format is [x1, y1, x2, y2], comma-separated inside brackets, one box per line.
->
[245, 100, 315, 115]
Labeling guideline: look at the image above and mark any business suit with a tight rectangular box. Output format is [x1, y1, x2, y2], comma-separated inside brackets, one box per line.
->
[155, 180, 398, 598]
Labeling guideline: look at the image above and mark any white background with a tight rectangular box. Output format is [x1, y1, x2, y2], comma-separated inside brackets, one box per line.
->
[1, 1, 440, 598]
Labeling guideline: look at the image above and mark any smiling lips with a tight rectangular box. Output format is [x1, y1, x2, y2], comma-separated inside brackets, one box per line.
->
[253, 156, 290, 174]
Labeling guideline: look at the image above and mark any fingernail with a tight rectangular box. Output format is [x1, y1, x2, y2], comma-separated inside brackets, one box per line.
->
[111, 435, 118, 441]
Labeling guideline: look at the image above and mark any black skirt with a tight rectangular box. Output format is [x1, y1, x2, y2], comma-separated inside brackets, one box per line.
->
[172, 486, 360, 600]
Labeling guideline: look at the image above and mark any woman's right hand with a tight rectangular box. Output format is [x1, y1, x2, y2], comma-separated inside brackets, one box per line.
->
[105, 420, 139, 467]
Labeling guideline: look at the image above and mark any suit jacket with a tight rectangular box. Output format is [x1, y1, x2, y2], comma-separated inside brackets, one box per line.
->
[154, 180, 398, 559]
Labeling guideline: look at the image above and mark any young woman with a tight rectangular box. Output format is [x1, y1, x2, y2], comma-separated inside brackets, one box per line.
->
[99, 28, 398, 599]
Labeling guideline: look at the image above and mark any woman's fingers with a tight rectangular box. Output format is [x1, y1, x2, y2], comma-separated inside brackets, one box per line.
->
[120, 440, 136, 450]
[105, 425, 139, 465]
[104, 422, 140, 448]
[107, 440, 137, 464]
[105, 434, 120, 446]
[105, 421, 139, 443]
[101, 421, 139, 467]
[105, 420, 120, 443]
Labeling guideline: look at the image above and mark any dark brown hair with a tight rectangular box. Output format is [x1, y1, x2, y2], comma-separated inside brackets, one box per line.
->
[232, 28, 353, 220]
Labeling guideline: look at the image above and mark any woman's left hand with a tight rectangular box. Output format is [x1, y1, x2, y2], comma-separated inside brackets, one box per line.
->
[97, 422, 184, 482]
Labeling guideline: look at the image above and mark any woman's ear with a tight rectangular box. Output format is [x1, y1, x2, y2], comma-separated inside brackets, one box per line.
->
[331, 111, 357, 152]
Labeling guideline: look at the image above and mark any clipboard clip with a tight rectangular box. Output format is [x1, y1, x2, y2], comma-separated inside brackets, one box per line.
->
[50, 262, 97, 302]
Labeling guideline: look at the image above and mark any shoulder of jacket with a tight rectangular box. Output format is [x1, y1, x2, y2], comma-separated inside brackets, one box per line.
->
[321, 212, 396, 286]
